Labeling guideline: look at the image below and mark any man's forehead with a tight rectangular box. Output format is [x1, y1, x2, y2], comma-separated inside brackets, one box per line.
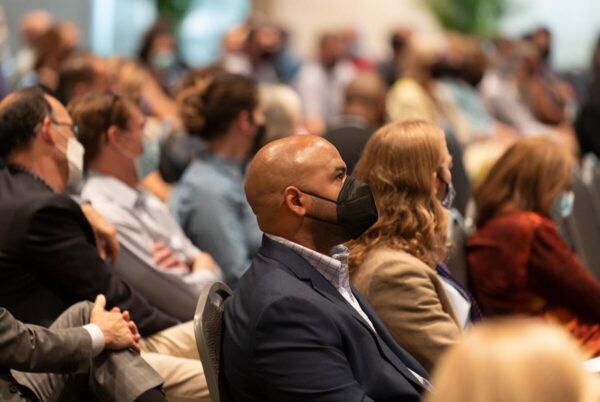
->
[303, 142, 345, 174]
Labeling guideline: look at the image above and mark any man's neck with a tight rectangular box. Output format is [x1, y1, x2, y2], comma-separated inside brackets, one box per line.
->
[7, 153, 64, 192]
[206, 131, 252, 161]
[89, 155, 137, 189]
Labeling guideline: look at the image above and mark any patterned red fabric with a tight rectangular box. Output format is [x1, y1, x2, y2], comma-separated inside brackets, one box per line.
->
[468, 211, 600, 356]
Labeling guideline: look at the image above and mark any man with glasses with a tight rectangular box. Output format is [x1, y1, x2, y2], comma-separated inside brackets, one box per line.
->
[0, 87, 211, 401]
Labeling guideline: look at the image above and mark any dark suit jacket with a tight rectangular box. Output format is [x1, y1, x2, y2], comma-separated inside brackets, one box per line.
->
[223, 235, 428, 402]
[324, 116, 375, 175]
[0, 307, 91, 401]
[0, 167, 177, 335]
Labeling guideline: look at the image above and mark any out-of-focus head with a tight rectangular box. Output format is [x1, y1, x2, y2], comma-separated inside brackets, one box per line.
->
[107, 58, 148, 105]
[177, 72, 262, 142]
[474, 136, 575, 226]
[530, 26, 552, 62]
[246, 23, 284, 60]
[57, 53, 109, 105]
[20, 9, 53, 45]
[343, 71, 387, 127]
[138, 21, 179, 71]
[57, 22, 81, 53]
[319, 32, 346, 68]
[425, 319, 599, 402]
[350, 120, 450, 269]
[223, 24, 250, 53]
[390, 28, 411, 55]
[259, 84, 303, 146]
[68, 91, 142, 169]
[404, 34, 447, 79]
[174, 64, 225, 98]
[511, 40, 543, 76]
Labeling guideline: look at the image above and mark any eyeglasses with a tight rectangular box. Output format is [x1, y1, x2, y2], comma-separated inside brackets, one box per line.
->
[51, 119, 79, 137]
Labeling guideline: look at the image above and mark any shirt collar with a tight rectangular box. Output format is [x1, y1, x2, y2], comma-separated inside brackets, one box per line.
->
[265, 234, 350, 289]
[85, 171, 141, 208]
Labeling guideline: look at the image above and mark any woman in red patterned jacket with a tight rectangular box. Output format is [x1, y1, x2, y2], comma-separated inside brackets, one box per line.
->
[468, 135, 600, 356]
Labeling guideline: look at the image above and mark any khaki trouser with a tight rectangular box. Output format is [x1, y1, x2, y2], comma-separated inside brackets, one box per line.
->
[141, 321, 210, 402]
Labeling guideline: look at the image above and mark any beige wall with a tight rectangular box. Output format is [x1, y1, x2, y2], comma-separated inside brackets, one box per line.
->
[256, 0, 441, 60]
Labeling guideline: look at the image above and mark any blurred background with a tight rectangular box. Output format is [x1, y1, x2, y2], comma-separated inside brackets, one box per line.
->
[2, 0, 598, 71]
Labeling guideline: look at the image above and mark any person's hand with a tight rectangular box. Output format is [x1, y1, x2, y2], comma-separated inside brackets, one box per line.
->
[90, 295, 141, 352]
[152, 241, 187, 270]
[80, 203, 120, 264]
[191, 252, 220, 274]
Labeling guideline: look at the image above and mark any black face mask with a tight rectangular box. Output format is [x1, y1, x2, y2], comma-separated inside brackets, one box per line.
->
[301, 176, 379, 240]
[250, 124, 267, 156]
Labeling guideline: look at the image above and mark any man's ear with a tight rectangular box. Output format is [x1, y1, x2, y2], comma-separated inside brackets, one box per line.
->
[236, 110, 252, 133]
[38, 116, 55, 146]
[105, 125, 120, 147]
[283, 186, 309, 217]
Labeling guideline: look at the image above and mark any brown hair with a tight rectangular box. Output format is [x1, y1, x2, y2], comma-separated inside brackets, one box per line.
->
[68, 92, 135, 168]
[474, 136, 575, 227]
[425, 319, 599, 402]
[176, 72, 258, 141]
[349, 120, 449, 269]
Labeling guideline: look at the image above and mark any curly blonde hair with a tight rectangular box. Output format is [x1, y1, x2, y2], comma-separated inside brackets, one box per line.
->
[349, 120, 449, 270]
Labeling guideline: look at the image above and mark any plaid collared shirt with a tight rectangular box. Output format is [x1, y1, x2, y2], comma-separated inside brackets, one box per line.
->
[266, 234, 375, 331]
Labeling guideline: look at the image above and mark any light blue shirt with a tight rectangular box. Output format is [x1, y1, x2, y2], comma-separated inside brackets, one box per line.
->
[170, 150, 262, 288]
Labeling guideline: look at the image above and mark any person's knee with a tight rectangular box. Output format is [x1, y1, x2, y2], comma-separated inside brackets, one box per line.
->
[50, 301, 94, 329]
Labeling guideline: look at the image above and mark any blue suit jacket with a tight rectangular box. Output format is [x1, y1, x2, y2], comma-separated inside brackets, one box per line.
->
[223, 235, 428, 402]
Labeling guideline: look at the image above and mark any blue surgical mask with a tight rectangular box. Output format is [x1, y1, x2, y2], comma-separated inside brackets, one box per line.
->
[150, 50, 176, 71]
[553, 191, 575, 218]
[136, 138, 160, 180]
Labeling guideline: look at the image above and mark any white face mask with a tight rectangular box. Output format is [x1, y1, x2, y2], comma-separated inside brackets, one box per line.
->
[65, 138, 85, 187]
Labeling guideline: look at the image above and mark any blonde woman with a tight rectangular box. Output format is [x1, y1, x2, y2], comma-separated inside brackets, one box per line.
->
[349, 120, 481, 372]
[425, 319, 599, 402]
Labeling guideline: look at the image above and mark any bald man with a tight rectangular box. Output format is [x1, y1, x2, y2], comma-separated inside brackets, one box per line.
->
[223, 135, 429, 402]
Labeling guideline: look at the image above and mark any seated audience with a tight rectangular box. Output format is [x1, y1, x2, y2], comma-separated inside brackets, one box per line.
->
[158, 65, 225, 184]
[377, 28, 411, 88]
[468, 136, 600, 356]
[0, 88, 210, 401]
[4, 295, 166, 402]
[349, 120, 480, 372]
[70, 92, 221, 310]
[56, 52, 109, 105]
[425, 319, 600, 402]
[223, 135, 430, 402]
[324, 71, 386, 174]
[385, 36, 470, 144]
[480, 41, 574, 146]
[170, 72, 264, 288]
[223, 22, 300, 85]
[107, 57, 180, 203]
[294, 32, 356, 133]
[137, 21, 188, 95]
[259, 83, 304, 146]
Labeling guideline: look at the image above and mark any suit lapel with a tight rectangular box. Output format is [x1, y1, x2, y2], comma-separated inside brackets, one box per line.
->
[354, 289, 430, 382]
[260, 236, 428, 389]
